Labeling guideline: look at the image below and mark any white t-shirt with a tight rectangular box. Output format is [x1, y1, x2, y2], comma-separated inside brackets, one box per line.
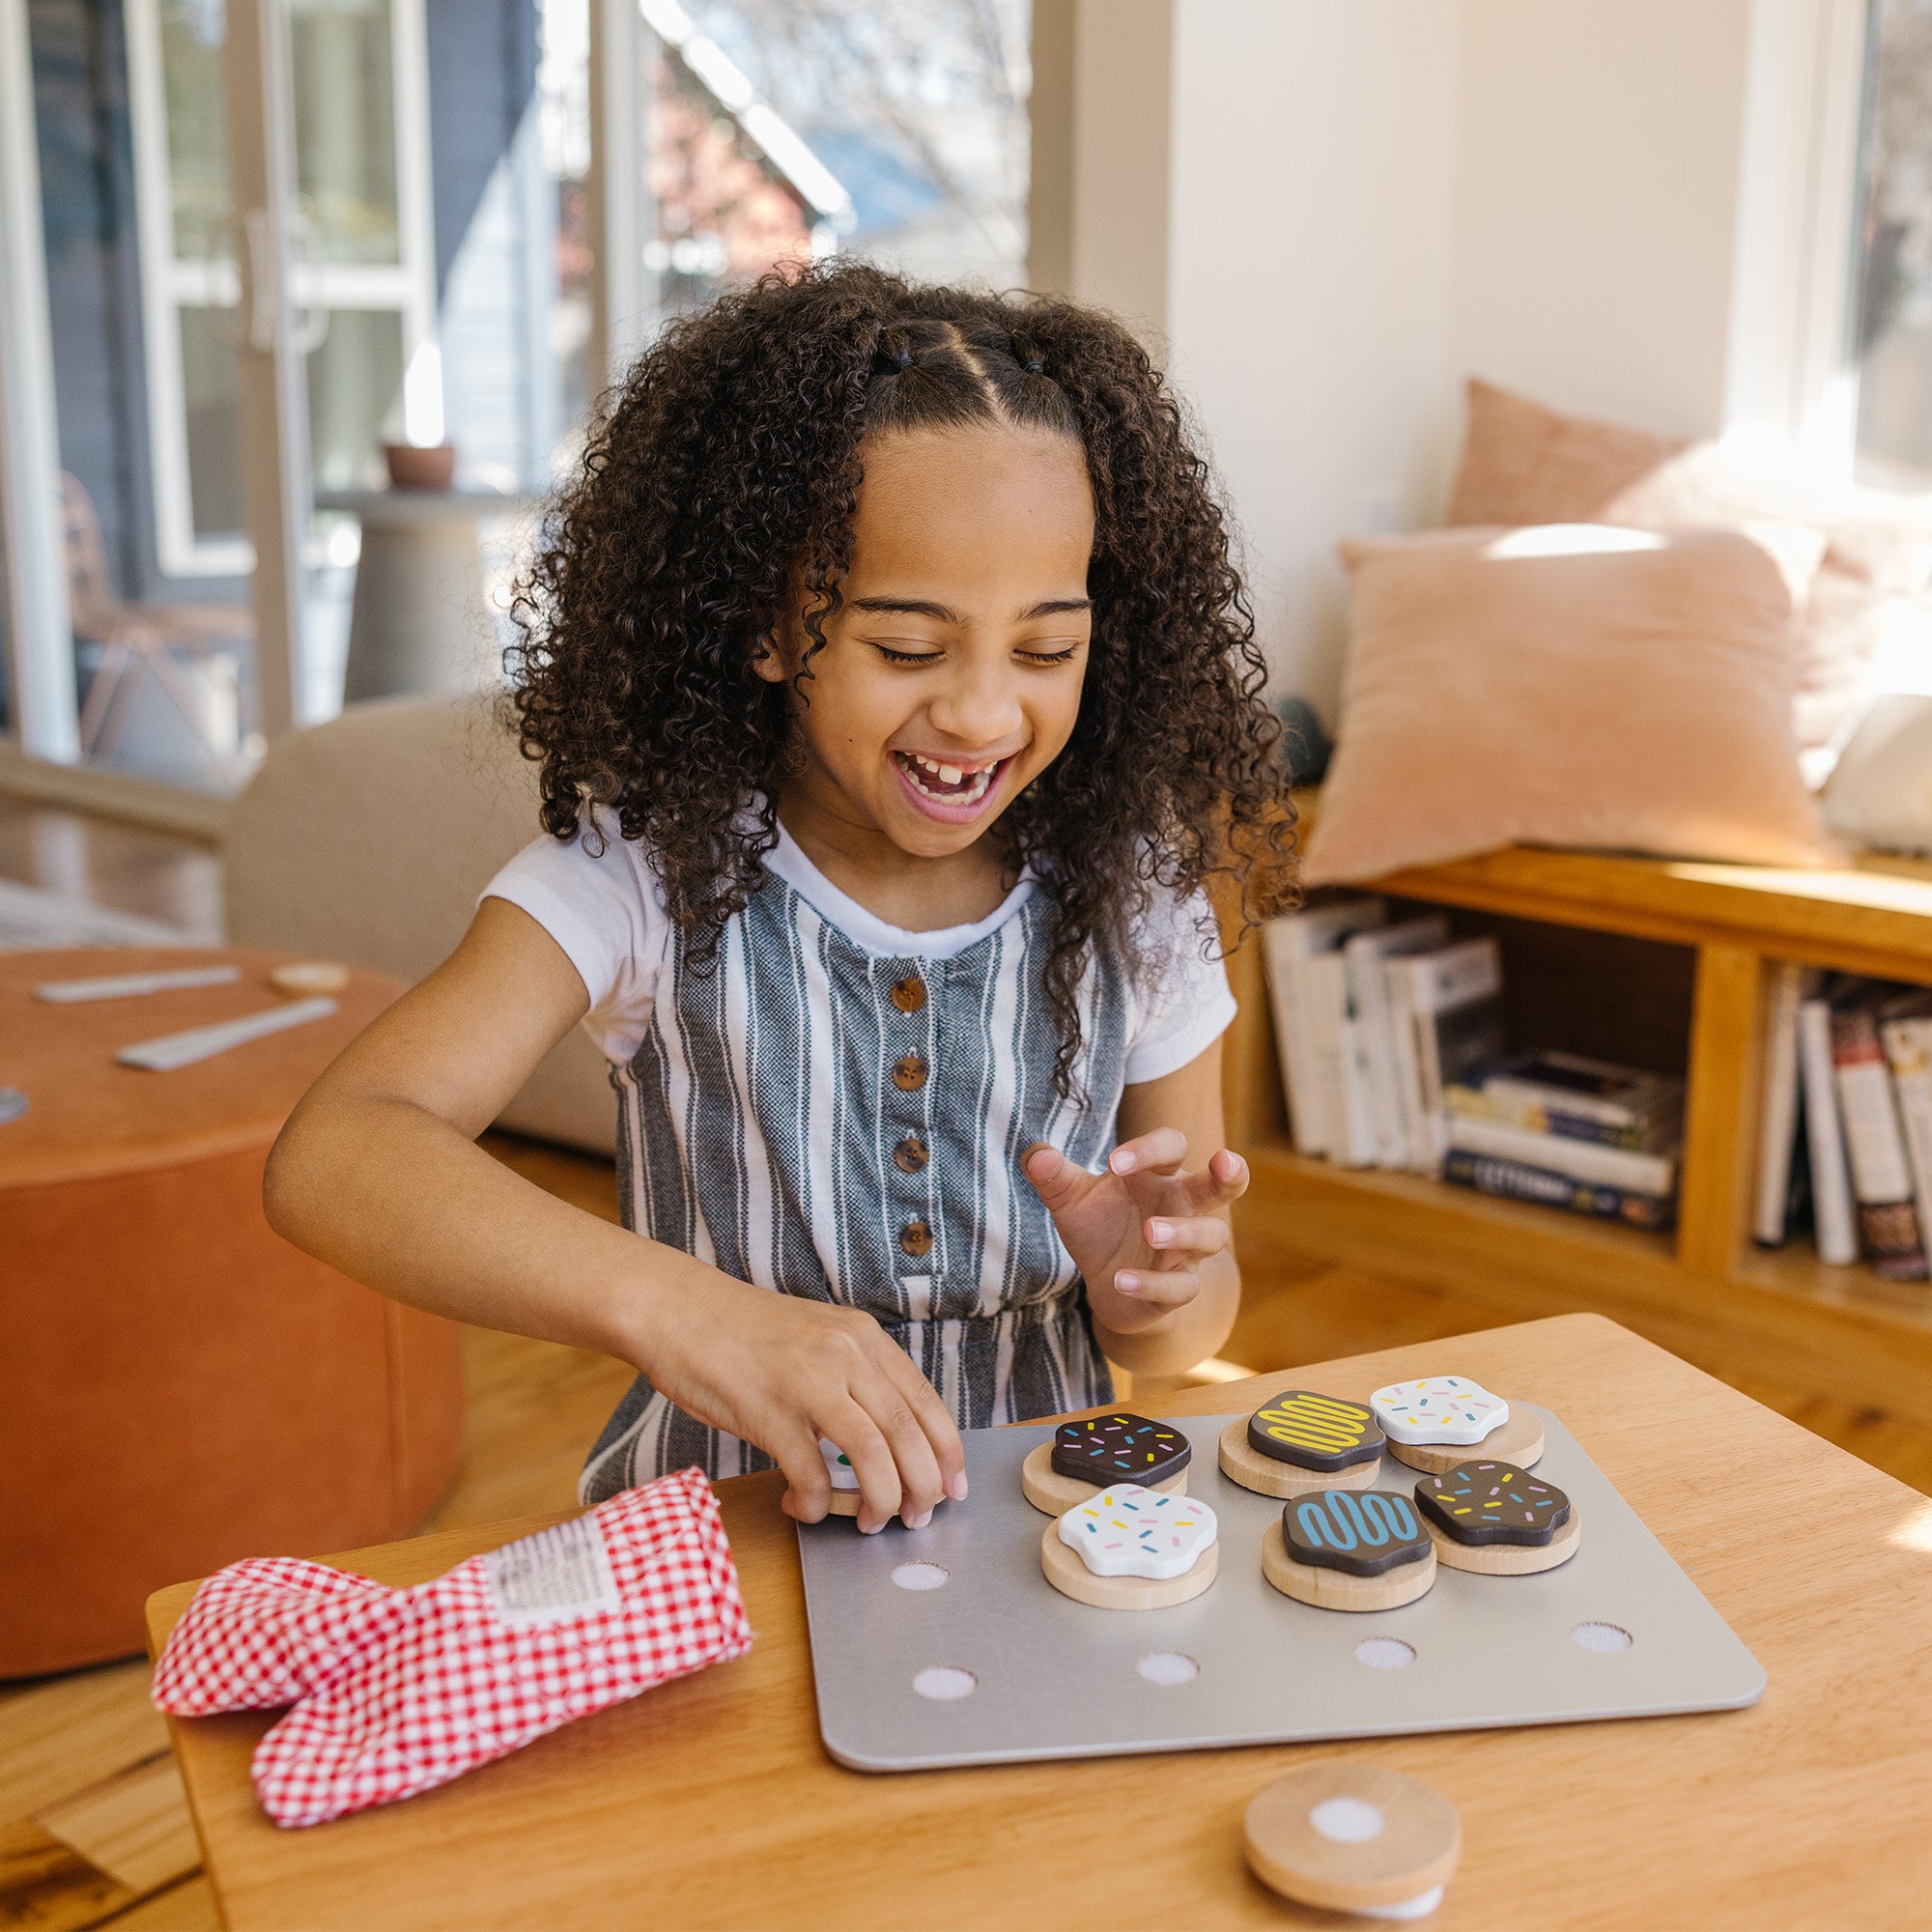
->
[482, 815, 1236, 1085]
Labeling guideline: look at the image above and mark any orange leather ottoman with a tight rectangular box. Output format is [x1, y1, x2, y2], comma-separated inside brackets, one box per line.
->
[0, 947, 463, 1677]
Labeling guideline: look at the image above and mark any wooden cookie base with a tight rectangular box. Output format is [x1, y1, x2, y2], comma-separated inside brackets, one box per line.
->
[1387, 1406, 1545, 1473]
[1427, 1508, 1581, 1575]
[1020, 1442, 1187, 1515]
[1217, 1418, 1381, 1498]
[1260, 1522, 1436, 1612]
[1038, 1522, 1218, 1609]
[1244, 1758, 1462, 1915]
[824, 1490, 862, 1518]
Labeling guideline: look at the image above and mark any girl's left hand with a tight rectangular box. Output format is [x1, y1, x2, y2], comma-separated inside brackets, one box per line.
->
[1021, 1130, 1248, 1335]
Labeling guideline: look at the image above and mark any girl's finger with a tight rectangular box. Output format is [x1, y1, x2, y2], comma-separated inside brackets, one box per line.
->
[771, 1426, 836, 1523]
[849, 1361, 950, 1529]
[1179, 1148, 1249, 1211]
[871, 1337, 970, 1503]
[1112, 1265, 1202, 1309]
[815, 1400, 901, 1534]
[1020, 1142, 1101, 1213]
[1109, 1127, 1188, 1178]
[1144, 1212, 1231, 1261]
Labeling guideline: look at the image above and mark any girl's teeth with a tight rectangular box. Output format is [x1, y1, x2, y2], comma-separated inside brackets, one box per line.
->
[938, 764, 961, 784]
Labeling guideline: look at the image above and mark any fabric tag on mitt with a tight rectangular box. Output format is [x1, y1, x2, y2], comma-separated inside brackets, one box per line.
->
[153, 1467, 752, 1828]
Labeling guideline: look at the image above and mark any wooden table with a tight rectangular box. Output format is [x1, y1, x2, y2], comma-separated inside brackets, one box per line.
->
[148, 1315, 1932, 1929]
[2, 947, 461, 1677]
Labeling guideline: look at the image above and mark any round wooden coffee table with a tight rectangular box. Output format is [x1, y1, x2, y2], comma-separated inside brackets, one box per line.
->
[0, 947, 464, 1676]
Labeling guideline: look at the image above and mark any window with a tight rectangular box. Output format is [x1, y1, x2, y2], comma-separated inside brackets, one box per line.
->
[1853, 0, 1932, 486]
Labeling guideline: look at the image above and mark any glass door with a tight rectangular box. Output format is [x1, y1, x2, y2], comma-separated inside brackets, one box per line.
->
[0, 0, 436, 801]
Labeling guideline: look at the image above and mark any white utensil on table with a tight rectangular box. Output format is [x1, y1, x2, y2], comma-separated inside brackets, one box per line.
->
[36, 964, 242, 1004]
[116, 998, 338, 1070]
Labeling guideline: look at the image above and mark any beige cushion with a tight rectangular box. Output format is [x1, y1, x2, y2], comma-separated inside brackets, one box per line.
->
[1301, 526, 1840, 886]
[1445, 378, 1683, 528]
[1444, 378, 1932, 773]
[224, 696, 618, 1154]
[1600, 441, 1932, 769]
[1822, 693, 1932, 856]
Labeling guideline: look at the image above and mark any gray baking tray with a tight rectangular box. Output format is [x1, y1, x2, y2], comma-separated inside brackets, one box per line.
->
[795, 1406, 1764, 1773]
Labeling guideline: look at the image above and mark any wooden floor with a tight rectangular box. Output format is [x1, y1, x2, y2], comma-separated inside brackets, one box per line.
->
[6, 797, 1932, 1929]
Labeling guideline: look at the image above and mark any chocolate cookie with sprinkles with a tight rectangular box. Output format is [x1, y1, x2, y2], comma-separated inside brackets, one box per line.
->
[1022, 1411, 1192, 1515]
[1413, 1462, 1580, 1574]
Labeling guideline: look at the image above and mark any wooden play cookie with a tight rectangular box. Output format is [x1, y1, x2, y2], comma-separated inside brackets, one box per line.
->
[1022, 1412, 1190, 1514]
[1414, 1461, 1580, 1574]
[1262, 1489, 1436, 1612]
[1371, 1376, 1509, 1447]
[1219, 1389, 1384, 1499]
[1244, 1760, 1462, 1918]
[1040, 1484, 1218, 1609]
[819, 1436, 863, 1517]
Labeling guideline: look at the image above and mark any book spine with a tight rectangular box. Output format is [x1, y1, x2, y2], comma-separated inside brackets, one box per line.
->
[1443, 1115, 1676, 1195]
[1477, 1076, 1642, 1131]
[1349, 943, 1406, 1168]
[1798, 999, 1859, 1265]
[1831, 1004, 1927, 1279]
[1750, 961, 1805, 1247]
[1439, 1149, 1675, 1231]
[1883, 1017, 1932, 1263]
[1443, 1091, 1666, 1151]
[1263, 925, 1329, 1157]
[1383, 956, 1432, 1174]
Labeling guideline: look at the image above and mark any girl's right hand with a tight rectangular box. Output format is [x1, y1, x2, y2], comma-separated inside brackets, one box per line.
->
[638, 1270, 969, 1534]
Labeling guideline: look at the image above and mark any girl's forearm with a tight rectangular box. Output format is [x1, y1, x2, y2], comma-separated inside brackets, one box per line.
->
[264, 1091, 701, 1368]
[1090, 1249, 1240, 1377]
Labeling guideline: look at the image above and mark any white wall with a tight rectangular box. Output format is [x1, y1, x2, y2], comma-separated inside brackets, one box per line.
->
[1165, 0, 1463, 719]
[1044, 0, 1804, 718]
[1452, 0, 1758, 439]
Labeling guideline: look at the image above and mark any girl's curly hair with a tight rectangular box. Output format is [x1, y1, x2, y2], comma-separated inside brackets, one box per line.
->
[508, 260, 1295, 1094]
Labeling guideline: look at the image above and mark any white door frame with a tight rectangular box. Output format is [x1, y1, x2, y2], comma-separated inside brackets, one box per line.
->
[0, 0, 79, 763]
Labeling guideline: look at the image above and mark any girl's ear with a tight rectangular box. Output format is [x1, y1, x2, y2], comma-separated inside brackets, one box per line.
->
[749, 632, 789, 684]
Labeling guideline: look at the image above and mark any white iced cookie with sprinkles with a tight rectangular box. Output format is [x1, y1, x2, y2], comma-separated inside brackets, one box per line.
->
[1371, 1377, 1508, 1446]
[1040, 1484, 1219, 1609]
[1371, 1376, 1547, 1471]
[818, 1436, 864, 1517]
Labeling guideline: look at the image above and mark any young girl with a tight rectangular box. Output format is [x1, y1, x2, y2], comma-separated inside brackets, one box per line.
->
[267, 263, 1292, 1534]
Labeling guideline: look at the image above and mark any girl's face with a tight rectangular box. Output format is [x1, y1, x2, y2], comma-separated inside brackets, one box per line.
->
[761, 421, 1095, 860]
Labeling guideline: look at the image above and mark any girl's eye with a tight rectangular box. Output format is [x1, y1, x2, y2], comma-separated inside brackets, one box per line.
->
[874, 644, 941, 666]
[1019, 645, 1081, 665]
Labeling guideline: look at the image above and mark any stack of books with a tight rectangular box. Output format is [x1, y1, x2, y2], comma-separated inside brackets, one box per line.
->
[1753, 968, 1932, 1280]
[1441, 1051, 1683, 1231]
[1262, 895, 1685, 1232]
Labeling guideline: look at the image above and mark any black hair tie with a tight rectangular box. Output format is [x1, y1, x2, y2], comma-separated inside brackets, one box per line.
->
[1024, 355, 1045, 375]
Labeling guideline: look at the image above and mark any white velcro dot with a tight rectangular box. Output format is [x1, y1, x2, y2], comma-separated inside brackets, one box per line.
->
[1354, 1636, 1416, 1670]
[1136, 1651, 1199, 1686]
[891, 1562, 950, 1592]
[912, 1665, 977, 1701]
[1572, 1621, 1634, 1653]
[1309, 1796, 1386, 1844]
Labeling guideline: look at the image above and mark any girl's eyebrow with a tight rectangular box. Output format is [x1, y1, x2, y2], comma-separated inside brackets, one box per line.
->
[848, 595, 1093, 623]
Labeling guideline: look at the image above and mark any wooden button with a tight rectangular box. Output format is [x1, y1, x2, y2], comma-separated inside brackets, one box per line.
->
[893, 1135, 928, 1174]
[891, 1054, 928, 1092]
[898, 1220, 933, 1258]
[889, 975, 926, 1013]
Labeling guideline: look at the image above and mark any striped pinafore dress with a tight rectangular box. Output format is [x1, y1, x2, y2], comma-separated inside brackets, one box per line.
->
[578, 866, 1130, 1503]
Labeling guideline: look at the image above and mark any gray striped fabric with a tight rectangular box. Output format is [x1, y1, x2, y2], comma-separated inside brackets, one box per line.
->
[579, 872, 1124, 1500]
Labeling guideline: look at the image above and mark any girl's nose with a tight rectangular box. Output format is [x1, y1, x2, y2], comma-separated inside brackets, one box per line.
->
[925, 661, 1025, 746]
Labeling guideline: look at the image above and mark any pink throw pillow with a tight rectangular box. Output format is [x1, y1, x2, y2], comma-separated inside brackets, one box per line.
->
[1301, 526, 1841, 886]
[1445, 378, 1683, 527]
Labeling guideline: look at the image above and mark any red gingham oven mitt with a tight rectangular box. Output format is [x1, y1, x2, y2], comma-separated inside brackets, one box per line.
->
[154, 1468, 753, 1828]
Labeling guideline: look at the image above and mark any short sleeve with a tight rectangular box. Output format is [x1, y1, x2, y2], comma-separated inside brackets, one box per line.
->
[1122, 886, 1237, 1085]
[480, 814, 670, 1065]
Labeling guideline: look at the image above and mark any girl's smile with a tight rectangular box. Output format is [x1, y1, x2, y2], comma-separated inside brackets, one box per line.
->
[889, 749, 1012, 822]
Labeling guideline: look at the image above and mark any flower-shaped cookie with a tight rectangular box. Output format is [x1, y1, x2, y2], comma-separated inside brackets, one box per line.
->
[1370, 1377, 1508, 1447]
[1057, 1485, 1217, 1579]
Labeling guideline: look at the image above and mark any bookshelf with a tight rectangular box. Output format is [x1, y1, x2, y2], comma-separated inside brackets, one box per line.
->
[1219, 811, 1932, 1426]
